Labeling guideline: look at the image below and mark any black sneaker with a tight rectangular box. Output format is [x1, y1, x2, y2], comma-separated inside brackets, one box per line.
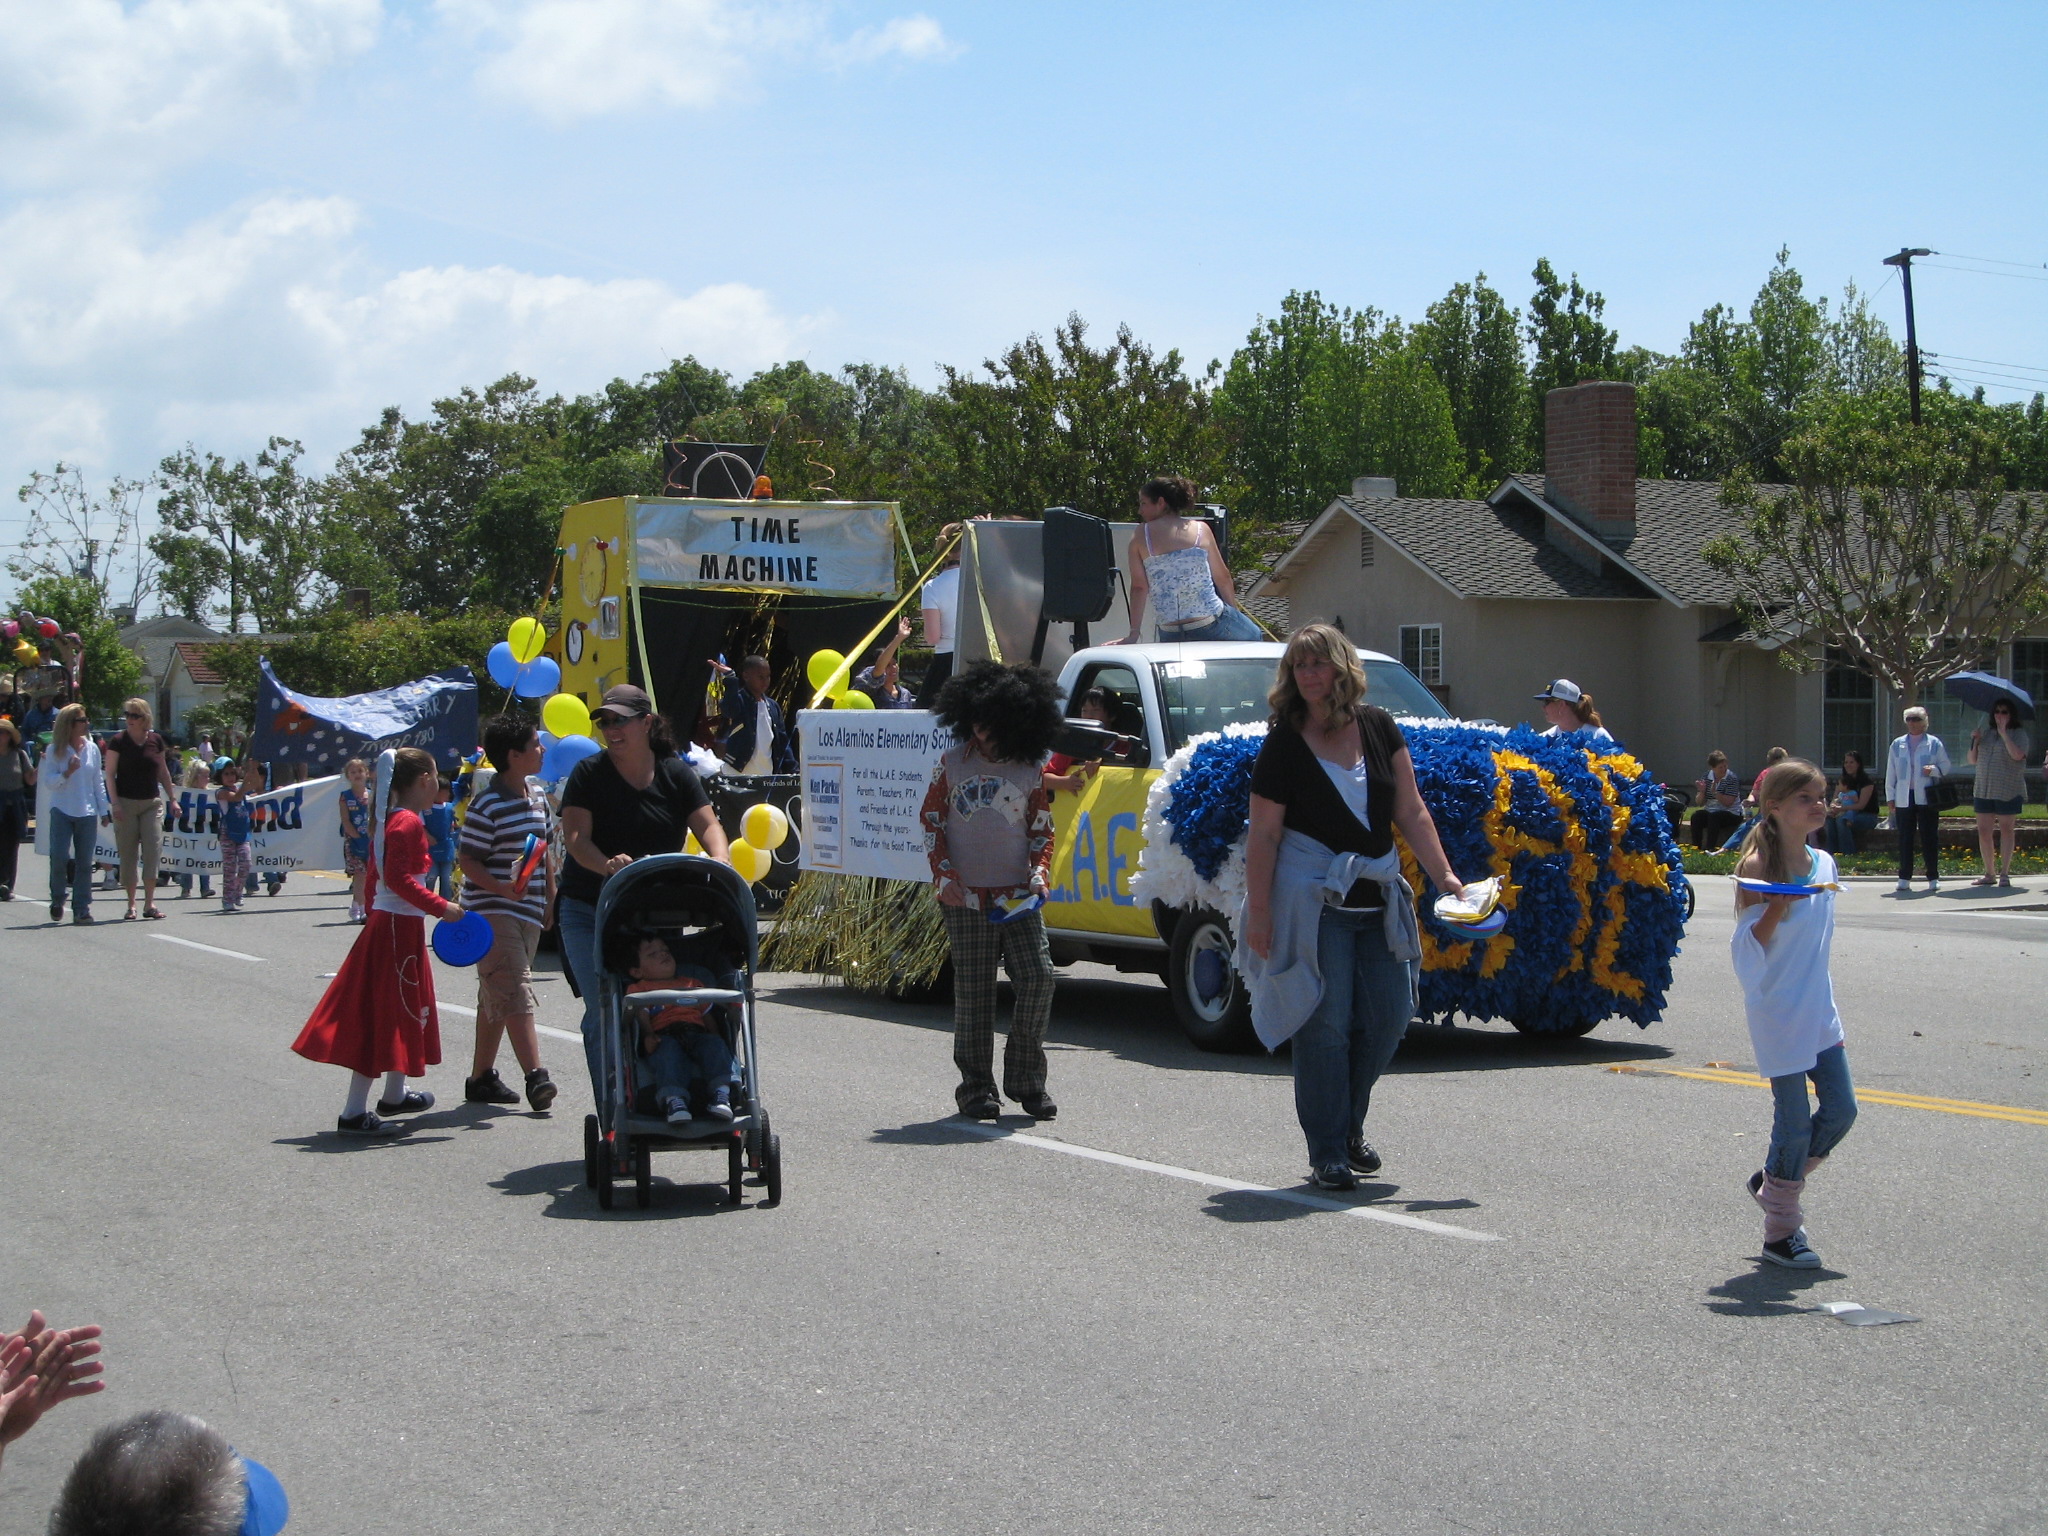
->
[1311, 1162, 1358, 1191]
[960, 1093, 1001, 1120]
[375, 1089, 435, 1116]
[1761, 1230, 1822, 1268]
[49, 900, 63, 921]
[72, 912, 95, 925]
[1019, 1093, 1057, 1120]
[337, 1112, 406, 1137]
[1347, 1138, 1382, 1176]
[524, 1068, 558, 1112]
[464, 1070, 520, 1105]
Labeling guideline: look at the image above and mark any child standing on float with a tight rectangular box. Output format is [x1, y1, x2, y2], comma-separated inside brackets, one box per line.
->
[292, 747, 458, 1136]
[1730, 758, 1858, 1267]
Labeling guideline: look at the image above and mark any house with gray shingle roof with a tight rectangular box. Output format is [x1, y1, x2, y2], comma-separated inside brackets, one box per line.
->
[1244, 381, 2045, 796]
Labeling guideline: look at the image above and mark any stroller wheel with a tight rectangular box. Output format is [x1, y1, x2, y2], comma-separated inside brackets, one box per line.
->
[634, 1138, 652, 1210]
[761, 1132, 782, 1208]
[582, 1115, 599, 1190]
[727, 1136, 745, 1207]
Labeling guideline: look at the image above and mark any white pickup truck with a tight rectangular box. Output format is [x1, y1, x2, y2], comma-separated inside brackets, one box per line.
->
[1036, 641, 1449, 1051]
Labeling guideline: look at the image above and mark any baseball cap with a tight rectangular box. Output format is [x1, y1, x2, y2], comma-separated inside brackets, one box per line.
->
[238, 1454, 289, 1535]
[1533, 678, 1583, 704]
[592, 684, 652, 721]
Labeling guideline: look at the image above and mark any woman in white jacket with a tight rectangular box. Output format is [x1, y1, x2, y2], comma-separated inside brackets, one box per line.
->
[1884, 706, 1952, 893]
[40, 703, 110, 924]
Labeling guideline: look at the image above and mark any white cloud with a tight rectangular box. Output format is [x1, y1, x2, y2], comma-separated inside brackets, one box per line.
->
[0, 193, 807, 496]
[441, 0, 959, 122]
[0, 0, 383, 183]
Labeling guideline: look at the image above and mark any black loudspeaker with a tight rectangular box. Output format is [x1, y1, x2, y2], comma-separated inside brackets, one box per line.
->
[661, 442, 769, 499]
[1041, 506, 1116, 622]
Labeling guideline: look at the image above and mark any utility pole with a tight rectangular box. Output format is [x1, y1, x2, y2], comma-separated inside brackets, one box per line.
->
[1883, 247, 1932, 425]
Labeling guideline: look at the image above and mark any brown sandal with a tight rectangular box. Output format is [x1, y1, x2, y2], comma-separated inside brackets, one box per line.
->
[144, 906, 166, 919]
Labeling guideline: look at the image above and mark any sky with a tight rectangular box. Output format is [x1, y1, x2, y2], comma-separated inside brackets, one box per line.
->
[4, 0, 2046, 600]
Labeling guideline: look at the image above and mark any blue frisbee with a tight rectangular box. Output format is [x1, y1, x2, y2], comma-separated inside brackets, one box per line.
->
[431, 909, 495, 966]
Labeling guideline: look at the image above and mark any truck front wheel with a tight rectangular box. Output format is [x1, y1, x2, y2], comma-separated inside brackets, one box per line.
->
[1166, 907, 1258, 1053]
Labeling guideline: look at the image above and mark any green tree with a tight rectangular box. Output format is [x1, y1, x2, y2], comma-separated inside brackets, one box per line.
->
[1703, 408, 2048, 707]
[930, 315, 1226, 536]
[1524, 258, 1621, 461]
[1417, 273, 1528, 484]
[1215, 293, 1468, 546]
[11, 573, 142, 717]
[152, 438, 329, 632]
[323, 375, 569, 615]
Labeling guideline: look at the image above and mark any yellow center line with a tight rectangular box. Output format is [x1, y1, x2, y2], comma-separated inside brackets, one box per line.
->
[1610, 1066, 2048, 1127]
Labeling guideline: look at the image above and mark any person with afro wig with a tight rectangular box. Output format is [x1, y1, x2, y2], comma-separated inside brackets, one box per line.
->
[920, 661, 1066, 1120]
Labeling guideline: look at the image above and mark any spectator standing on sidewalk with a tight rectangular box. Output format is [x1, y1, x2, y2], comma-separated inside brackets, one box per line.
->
[1968, 698, 2030, 888]
[0, 717, 33, 901]
[1886, 706, 1952, 892]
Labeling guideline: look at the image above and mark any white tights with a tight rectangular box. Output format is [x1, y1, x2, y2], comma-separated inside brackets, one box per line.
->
[344, 1070, 410, 1117]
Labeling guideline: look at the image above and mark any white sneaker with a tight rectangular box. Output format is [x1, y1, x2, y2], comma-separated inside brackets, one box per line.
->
[1926, 879, 1940, 891]
[1894, 880, 1910, 893]
[664, 1096, 692, 1125]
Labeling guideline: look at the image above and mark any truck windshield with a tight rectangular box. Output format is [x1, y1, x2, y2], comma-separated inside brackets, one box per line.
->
[1153, 655, 1446, 754]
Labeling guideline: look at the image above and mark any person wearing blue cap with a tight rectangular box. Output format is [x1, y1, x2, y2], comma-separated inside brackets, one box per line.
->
[47, 1410, 288, 1534]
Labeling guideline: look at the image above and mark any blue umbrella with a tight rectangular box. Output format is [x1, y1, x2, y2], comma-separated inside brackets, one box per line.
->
[1943, 670, 2035, 721]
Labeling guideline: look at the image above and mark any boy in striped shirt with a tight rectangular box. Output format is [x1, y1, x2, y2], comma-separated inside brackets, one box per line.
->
[459, 715, 559, 1111]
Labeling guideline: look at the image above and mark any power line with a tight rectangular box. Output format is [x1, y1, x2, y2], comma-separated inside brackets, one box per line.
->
[1937, 252, 2048, 272]
[1923, 351, 2048, 378]
[1920, 261, 2048, 285]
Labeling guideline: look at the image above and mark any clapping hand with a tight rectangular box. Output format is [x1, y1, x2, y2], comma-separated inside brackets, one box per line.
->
[0, 1311, 106, 1460]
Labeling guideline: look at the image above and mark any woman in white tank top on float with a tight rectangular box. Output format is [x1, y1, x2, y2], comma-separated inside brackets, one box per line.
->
[1114, 475, 1265, 644]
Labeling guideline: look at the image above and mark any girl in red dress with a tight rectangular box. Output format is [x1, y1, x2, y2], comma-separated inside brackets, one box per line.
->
[293, 747, 458, 1136]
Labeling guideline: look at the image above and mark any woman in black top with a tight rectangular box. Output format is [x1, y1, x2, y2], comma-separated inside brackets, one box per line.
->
[1243, 623, 1466, 1191]
[102, 697, 176, 920]
[0, 716, 34, 901]
[557, 684, 731, 1097]
[1820, 749, 1878, 856]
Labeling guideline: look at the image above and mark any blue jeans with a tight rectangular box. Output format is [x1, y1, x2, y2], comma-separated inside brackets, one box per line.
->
[1822, 811, 1878, 855]
[1766, 1043, 1857, 1179]
[556, 896, 605, 1100]
[47, 807, 97, 917]
[638, 1028, 738, 1104]
[1159, 605, 1264, 643]
[1290, 906, 1414, 1169]
[430, 856, 454, 900]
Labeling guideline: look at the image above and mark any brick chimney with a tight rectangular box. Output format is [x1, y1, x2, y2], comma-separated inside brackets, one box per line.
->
[1544, 381, 1637, 548]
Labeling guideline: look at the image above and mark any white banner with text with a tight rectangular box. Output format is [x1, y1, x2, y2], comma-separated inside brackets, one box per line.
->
[633, 498, 898, 598]
[35, 774, 346, 875]
[795, 710, 946, 883]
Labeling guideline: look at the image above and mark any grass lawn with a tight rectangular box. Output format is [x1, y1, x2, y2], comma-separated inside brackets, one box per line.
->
[1681, 847, 2048, 877]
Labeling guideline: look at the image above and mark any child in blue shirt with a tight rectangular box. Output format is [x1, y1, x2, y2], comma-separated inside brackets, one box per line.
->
[422, 777, 459, 900]
[215, 763, 253, 912]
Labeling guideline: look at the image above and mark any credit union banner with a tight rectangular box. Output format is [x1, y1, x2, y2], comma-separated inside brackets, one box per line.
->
[35, 773, 345, 876]
[634, 498, 897, 598]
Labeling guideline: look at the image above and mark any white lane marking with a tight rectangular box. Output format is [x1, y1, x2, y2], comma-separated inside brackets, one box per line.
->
[149, 933, 264, 963]
[537, 1024, 582, 1043]
[1925, 910, 2048, 921]
[956, 1122, 1499, 1242]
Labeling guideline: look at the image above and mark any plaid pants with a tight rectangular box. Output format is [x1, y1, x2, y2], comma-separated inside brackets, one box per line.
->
[942, 905, 1056, 1108]
[219, 841, 252, 907]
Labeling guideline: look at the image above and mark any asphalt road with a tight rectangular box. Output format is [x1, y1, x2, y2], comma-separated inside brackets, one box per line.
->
[3, 871, 2045, 1535]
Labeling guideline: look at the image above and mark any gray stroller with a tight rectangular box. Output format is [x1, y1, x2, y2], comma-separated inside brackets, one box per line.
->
[581, 853, 783, 1211]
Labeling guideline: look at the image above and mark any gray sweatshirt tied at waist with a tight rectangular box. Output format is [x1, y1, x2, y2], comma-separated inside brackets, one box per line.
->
[1232, 828, 1422, 1051]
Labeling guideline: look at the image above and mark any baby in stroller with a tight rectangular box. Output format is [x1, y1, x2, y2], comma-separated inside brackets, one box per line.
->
[626, 935, 738, 1127]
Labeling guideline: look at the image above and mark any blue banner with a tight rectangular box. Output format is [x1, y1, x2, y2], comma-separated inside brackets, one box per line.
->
[249, 658, 478, 771]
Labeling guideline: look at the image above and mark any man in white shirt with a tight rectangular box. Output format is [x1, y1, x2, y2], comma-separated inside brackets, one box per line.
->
[1885, 705, 1953, 892]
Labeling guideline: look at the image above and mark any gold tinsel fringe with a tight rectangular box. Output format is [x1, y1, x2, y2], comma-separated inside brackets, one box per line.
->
[762, 870, 950, 994]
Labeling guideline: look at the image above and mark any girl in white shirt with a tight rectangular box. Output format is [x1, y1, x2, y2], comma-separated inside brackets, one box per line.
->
[1730, 759, 1858, 1269]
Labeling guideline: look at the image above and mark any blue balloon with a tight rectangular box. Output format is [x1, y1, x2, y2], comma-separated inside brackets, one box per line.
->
[538, 730, 558, 751]
[513, 654, 561, 698]
[540, 732, 602, 783]
[486, 641, 520, 689]
[431, 909, 495, 967]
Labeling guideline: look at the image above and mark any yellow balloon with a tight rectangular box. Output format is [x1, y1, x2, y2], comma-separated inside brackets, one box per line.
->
[542, 693, 591, 739]
[741, 801, 790, 851]
[684, 831, 703, 855]
[836, 688, 874, 710]
[729, 838, 769, 884]
[508, 616, 546, 663]
[805, 649, 846, 691]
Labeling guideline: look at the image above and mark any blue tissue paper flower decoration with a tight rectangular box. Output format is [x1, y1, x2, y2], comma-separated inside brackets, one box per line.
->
[1143, 721, 1688, 1036]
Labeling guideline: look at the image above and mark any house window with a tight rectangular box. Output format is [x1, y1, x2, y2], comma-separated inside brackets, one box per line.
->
[1821, 649, 1877, 775]
[1399, 624, 1442, 686]
[1360, 530, 1375, 568]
